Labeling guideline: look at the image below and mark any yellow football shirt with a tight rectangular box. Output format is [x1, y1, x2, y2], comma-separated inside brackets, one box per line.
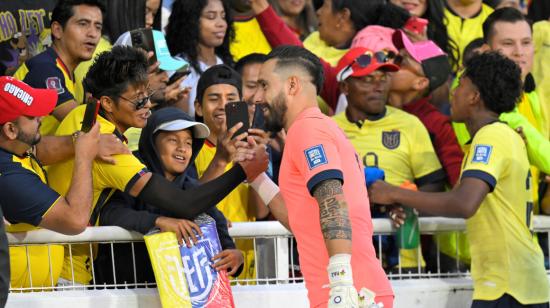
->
[230, 17, 271, 62]
[462, 122, 549, 303]
[333, 107, 445, 268]
[14, 48, 85, 136]
[47, 105, 148, 284]
[303, 31, 348, 67]
[453, 92, 543, 212]
[6, 156, 64, 289]
[194, 140, 256, 281]
[533, 21, 550, 137]
[332, 107, 444, 185]
[444, 4, 493, 70]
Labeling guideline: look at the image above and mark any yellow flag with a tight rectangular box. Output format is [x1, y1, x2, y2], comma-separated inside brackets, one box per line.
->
[144, 232, 192, 308]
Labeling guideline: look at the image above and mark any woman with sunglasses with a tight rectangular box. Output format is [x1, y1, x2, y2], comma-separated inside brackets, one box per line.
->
[47, 46, 269, 286]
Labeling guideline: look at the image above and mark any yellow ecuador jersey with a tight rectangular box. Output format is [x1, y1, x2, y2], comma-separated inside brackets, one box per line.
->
[444, 4, 493, 70]
[333, 107, 445, 268]
[1, 152, 64, 289]
[230, 16, 271, 62]
[533, 20, 550, 137]
[332, 107, 445, 186]
[453, 92, 544, 212]
[194, 139, 256, 281]
[14, 47, 84, 135]
[47, 105, 148, 284]
[303, 31, 348, 66]
[461, 122, 549, 303]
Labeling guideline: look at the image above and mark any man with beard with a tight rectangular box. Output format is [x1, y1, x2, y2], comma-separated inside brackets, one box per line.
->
[254, 45, 392, 307]
[46, 46, 269, 286]
[0, 76, 100, 294]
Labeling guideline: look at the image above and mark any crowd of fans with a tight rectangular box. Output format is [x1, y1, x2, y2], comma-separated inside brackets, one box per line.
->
[0, 0, 550, 306]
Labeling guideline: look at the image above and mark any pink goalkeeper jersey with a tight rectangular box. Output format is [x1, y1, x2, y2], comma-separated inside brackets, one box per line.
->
[279, 107, 393, 307]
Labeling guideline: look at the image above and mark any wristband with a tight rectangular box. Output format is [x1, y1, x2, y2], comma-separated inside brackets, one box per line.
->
[249, 173, 280, 206]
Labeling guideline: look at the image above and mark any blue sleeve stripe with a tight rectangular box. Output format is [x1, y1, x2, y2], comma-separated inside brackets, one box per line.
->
[307, 169, 344, 196]
[415, 169, 447, 187]
[461, 170, 497, 192]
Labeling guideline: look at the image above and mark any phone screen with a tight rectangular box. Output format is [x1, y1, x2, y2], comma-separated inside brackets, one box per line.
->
[225, 101, 249, 139]
[81, 97, 100, 133]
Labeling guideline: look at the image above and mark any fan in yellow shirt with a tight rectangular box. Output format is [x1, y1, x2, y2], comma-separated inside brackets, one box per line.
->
[193, 64, 271, 281]
[47, 47, 267, 285]
[332, 47, 446, 271]
[370, 52, 549, 307]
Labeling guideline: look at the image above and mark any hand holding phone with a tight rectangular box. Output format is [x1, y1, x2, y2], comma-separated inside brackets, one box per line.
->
[167, 66, 191, 85]
[225, 101, 249, 139]
[81, 97, 100, 133]
[404, 16, 428, 35]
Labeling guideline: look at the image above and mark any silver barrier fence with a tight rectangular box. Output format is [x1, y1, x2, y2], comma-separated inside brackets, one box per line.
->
[7, 216, 550, 292]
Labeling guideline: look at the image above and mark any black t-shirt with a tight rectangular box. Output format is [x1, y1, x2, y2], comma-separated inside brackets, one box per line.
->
[0, 0, 57, 75]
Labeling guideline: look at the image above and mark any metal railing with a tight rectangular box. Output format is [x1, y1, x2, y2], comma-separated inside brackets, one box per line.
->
[7, 216, 550, 292]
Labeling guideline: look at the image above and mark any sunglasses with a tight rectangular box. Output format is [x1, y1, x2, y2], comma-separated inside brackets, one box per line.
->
[341, 50, 396, 78]
[117, 91, 155, 110]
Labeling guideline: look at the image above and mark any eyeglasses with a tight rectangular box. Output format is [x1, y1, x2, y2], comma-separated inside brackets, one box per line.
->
[116, 91, 154, 110]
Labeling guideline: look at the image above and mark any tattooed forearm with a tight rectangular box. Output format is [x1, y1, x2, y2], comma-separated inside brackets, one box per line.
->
[313, 179, 352, 241]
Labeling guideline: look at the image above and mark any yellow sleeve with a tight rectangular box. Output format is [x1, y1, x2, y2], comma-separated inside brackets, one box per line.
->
[461, 128, 505, 191]
[410, 119, 444, 182]
[96, 154, 147, 192]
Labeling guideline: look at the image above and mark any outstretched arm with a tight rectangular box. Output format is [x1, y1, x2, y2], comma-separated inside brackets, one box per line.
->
[369, 177, 489, 219]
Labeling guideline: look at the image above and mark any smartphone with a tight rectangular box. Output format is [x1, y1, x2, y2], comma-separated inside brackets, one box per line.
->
[130, 28, 157, 66]
[225, 101, 249, 139]
[81, 97, 100, 133]
[404, 16, 428, 35]
[251, 104, 266, 131]
[167, 65, 191, 85]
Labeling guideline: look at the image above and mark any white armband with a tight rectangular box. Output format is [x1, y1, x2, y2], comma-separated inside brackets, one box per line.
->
[250, 173, 280, 207]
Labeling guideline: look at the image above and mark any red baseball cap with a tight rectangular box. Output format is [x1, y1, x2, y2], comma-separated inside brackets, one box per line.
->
[336, 47, 399, 82]
[0, 76, 57, 124]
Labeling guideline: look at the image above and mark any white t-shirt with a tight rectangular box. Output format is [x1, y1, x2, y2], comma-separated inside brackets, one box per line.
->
[176, 54, 223, 117]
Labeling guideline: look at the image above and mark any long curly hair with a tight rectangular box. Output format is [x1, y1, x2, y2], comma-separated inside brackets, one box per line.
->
[422, 0, 459, 71]
[165, 0, 235, 74]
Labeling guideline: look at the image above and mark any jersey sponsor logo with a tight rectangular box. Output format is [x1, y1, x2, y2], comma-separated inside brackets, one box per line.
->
[304, 144, 328, 170]
[471, 145, 492, 164]
[382, 131, 400, 149]
[46, 77, 64, 95]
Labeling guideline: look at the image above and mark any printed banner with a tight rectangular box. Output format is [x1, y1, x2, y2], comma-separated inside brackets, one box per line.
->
[144, 232, 192, 308]
[144, 221, 235, 308]
[181, 221, 235, 308]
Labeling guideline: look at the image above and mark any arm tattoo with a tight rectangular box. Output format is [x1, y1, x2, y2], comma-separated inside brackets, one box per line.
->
[313, 179, 352, 241]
